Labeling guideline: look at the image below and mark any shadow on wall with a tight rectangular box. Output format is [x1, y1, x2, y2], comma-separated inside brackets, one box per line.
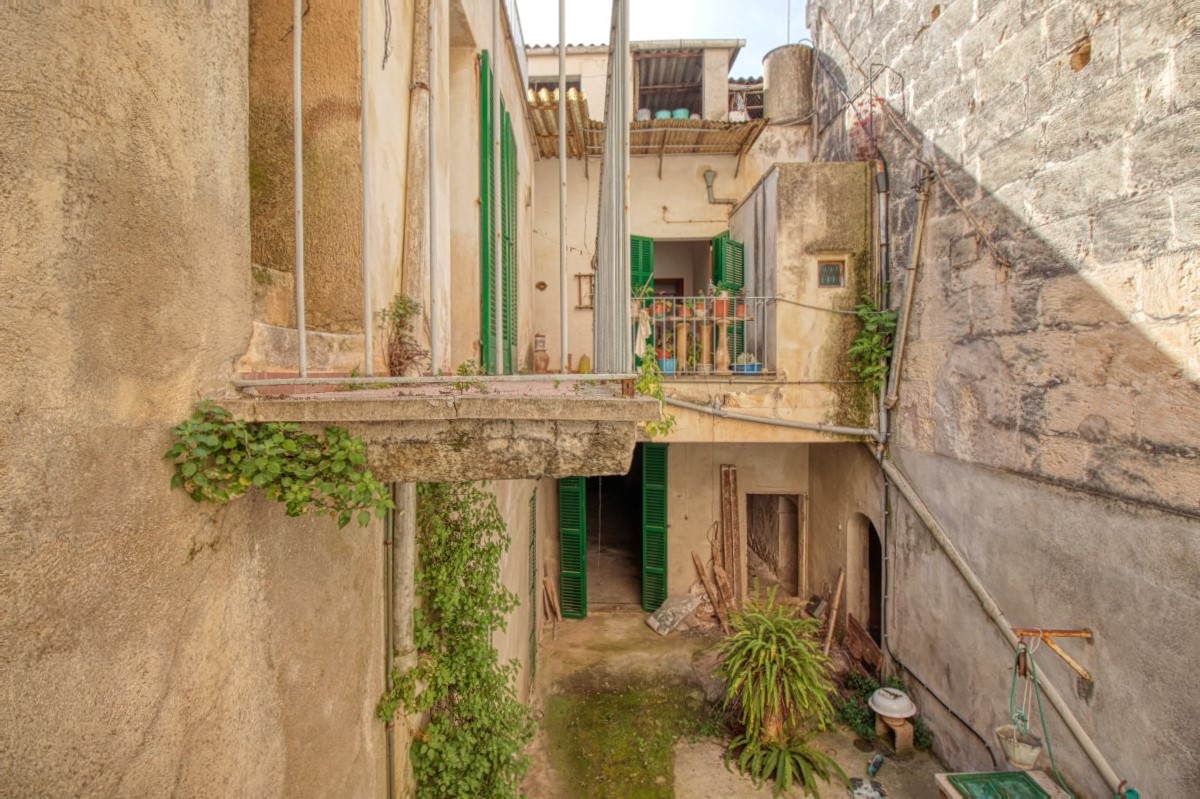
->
[811, 52, 1199, 518]
[809, 32, 1199, 798]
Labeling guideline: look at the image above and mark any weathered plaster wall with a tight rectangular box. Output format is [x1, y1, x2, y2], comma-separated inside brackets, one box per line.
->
[808, 444, 884, 627]
[665, 443, 811, 598]
[250, 0, 366, 334]
[809, 0, 1199, 792]
[1, 7, 386, 797]
[485, 480, 541, 702]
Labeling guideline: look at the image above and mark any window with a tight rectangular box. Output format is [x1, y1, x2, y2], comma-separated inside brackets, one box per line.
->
[818, 260, 845, 288]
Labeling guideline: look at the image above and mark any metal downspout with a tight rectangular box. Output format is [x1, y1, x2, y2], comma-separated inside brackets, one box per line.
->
[491, 0, 504, 373]
[361, 0, 373, 375]
[383, 482, 396, 799]
[882, 459, 1125, 794]
[557, 0, 568, 373]
[429, 0, 444, 373]
[293, 0, 308, 377]
[663, 396, 882, 441]
[401, 0, 433, 374]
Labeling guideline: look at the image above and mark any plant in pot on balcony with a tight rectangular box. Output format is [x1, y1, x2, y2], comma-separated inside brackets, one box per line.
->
[710, 284, 731, 319]
[656, 330, 677, 375]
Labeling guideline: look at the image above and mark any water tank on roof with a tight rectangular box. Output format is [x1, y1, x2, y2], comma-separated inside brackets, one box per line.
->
[763, 44, 814, 123]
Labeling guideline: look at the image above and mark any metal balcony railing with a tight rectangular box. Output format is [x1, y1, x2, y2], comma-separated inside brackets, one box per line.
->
[636, 295, 773, 377]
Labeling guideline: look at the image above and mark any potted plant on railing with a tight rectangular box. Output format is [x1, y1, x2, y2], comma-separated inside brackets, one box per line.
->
[709, 284, 730, 319]
[656, 343, 677, 375]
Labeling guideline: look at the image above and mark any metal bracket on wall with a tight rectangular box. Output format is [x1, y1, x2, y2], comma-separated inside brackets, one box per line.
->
[1012, 628, 1095, 696]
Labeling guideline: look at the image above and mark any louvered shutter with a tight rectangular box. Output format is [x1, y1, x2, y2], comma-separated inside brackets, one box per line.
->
[631, 235, 655, 293]
[502, 109, 518, 374]
[711, 232, 745, 292]
[558, 477, 587, 619]
[641, 443, 669, 612]
[479, 51, 497, 373]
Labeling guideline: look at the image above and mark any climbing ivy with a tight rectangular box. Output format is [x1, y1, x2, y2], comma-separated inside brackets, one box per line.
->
[636, 354, 677, 438]
[848, 297, 898, 394]
[165, 402, 392, 527]
[378, 482, 535, 799]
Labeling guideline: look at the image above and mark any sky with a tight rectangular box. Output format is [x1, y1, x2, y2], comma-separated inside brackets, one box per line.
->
[513, 0, 811, 78]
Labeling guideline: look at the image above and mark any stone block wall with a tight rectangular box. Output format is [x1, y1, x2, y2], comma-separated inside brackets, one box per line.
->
[808, 0, 1199, 794]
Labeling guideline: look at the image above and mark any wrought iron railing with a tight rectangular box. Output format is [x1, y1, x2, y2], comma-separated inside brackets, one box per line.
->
[635, 295, 773, 376]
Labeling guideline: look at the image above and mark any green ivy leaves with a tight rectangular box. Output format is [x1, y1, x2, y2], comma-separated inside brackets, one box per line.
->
[636, 355, 677, 438]
[165, 402, 393, 527]
[378, 482, 535, 798]
[848, 298, 898, 394]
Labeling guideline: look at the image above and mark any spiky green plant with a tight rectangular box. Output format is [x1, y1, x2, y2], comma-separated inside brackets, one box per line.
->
[725, 733, 849, 798]
[717, 588, 837, 740]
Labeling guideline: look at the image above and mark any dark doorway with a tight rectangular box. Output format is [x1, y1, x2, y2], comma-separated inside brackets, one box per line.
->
[867, 520, 882, 644]
[746, 494, 803, 598]
[585, 450, 643, 607]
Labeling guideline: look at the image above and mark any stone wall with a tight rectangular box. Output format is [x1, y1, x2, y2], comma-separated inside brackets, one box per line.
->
[809, 0, 1199, 794]
[0, 8, 386, 797]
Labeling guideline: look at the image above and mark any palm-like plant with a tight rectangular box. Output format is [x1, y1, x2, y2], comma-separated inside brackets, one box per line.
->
[718, 588, 837, 739]
[718, 588, 846, 797]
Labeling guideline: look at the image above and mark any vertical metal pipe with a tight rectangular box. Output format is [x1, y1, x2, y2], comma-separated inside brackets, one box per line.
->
[492, 0, 504, 373]
[361, 0, 373, 375]
[293, 0, 308, 377]
[383, 482, 395, 799]
[557, 0, 568, 373]
[429, 0, 443, 373]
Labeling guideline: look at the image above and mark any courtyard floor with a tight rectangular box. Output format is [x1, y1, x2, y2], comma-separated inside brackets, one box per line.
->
[522, 610, 945, 799]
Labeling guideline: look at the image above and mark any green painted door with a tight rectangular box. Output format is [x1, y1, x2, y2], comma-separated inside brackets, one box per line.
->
[712, 232, 747, 359]
[558, 477, 587, 618]
[642, 443, 668, 612]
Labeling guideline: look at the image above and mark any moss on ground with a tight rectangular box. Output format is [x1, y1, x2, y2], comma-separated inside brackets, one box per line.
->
[542, 669, 722, 799]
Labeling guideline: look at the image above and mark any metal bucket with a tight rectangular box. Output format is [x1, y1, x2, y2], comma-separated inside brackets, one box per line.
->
[995, 725, 1043, 770]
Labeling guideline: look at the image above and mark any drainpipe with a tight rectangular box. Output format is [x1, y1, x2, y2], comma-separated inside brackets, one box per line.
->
[491, 0, 504, 373]
[884, 167, 931, 409]
[557, 0, 568, 373]
[703, 169, 737, 205]
[383, 482, 396, 799]
[882, 459, 1126, 794]
[874, 157, 891, 452]
[361, 0, 373, 375]
[429, 0, 445, 373]
[875, 158, 890, 307]
[401, 0, 433, 374]
[663, 396, 882, 441]
[293, 0, 308, 377]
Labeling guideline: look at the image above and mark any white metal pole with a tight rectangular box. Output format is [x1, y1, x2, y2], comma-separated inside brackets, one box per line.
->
[557, 0, 568, 373]
[429, 0, 443, 373]
[294, 0, 308, 377]
[492, 0, 504, 374]
[361, 0, 372, 375]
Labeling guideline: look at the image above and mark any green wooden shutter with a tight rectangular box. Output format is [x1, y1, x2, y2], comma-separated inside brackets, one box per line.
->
[528, 490, 537, 682]
[502, 109, 518, 374]
[631, 235, 655, 293]
[711, 232, 745, 292]
[479, 51, 497, 373]
[558, 477, 587, 618]
[642, 443, 668, 612]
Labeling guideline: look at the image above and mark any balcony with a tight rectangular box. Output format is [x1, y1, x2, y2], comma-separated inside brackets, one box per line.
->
[640, 295, 773, 377]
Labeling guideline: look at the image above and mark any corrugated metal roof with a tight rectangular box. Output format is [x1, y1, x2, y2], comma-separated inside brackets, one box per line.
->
[524, 88, 766, 159]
